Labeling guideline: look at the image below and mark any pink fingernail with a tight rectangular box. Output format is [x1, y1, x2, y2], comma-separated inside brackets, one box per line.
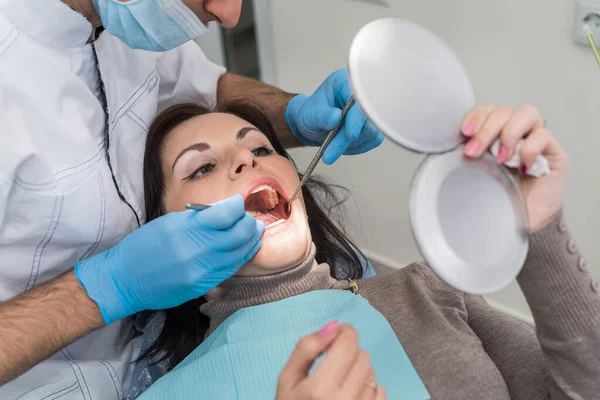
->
[464, 139, 481, 157]
[497, 146, 508, 164]
[318, 320, 339, 336]
[519, 162, 528, 176]
[462, 120, 477, 136]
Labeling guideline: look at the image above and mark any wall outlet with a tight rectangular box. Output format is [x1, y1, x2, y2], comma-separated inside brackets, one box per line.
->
[573, 0, 600, 46]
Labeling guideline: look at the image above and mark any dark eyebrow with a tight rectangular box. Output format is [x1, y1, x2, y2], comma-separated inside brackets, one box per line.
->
[237, 127, 260, 140]
[171, 127, 260, 172]
[172, 142, 210, 172]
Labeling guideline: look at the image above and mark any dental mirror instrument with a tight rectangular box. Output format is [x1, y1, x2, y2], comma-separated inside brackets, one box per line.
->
[186, 203, 211, 211]
[348, 18, 529, 294]
[287, 96, 356, 209]
[583, 24, 600, 67]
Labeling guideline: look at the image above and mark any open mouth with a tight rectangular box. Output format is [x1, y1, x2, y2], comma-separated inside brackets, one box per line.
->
[244, 185, 290, 228]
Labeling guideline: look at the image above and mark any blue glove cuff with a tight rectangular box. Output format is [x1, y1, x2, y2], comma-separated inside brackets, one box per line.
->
[75, 260, 112, 325]
[285, 94, 313, 146]
[74, 249, 133, 326]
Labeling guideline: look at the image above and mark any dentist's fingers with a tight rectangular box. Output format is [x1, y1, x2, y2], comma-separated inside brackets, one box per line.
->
[313, 106, 343, 133]
[322, 133, 348, 164]
[343, 104, 368, 142]
[464, 106, 514, 158]
[342, 131, 385, 156]
[336, 74, 354, 107]
[217, 216, 264, 252]
[324, 120, 384, 162]
[460, 105, 495, 137]
[201, 238, 263, 290]
[323, 104, 366, 164]
[496, 105, 545, 163]
[223, 228, 263, 265]
[344, 120, 385, 152]
[194, 195, 246, 230]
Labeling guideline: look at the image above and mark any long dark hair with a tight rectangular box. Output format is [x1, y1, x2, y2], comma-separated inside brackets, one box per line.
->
[140, 101, 365, 369]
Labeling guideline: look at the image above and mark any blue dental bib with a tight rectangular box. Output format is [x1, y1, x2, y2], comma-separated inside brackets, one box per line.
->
[140, 290, 429, 400]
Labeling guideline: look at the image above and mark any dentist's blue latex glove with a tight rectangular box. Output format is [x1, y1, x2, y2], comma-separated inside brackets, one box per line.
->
[285, 68, 385, 164]
[74, 195, 264, 325]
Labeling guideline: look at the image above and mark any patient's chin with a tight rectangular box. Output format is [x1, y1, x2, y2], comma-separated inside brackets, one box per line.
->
[235, 214, 312, 277]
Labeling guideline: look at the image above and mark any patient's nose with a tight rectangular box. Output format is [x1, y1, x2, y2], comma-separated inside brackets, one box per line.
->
[229, 148, 257, 179]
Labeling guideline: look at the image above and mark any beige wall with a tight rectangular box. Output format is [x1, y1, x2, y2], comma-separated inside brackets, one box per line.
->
[269, 0, 600, 320]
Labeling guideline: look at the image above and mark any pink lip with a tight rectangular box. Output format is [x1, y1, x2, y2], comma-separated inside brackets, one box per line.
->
[241, 176, 289, 201]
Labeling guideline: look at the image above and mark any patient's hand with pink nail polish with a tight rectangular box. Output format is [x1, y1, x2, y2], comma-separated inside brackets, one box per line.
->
[276, 321, 386, 400]
[460, 105, 568, 232]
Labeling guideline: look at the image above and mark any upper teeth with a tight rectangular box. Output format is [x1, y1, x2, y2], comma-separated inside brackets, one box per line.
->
[251, 185, 276, 194]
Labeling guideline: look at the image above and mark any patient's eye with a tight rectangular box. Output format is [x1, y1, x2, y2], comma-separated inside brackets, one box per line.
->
[184, 163, 215, 181]
[252, 145, 273, 157]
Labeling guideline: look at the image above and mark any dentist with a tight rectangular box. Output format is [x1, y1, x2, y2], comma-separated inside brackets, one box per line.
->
[0, 0, 383, 397]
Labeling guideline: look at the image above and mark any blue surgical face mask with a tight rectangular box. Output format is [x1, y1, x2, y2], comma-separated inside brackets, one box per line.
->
[92, 0, 208, 51]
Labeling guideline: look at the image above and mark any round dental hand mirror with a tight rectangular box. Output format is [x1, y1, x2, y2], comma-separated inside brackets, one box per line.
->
[348, 18, 529, 294]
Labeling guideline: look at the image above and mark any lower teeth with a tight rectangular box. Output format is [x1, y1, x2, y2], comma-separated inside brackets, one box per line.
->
[267, 219, 285, 228]
[249, 211, 284, 228]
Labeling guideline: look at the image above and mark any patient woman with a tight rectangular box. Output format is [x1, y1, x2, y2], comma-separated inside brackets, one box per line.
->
[135, 101, 599, 400]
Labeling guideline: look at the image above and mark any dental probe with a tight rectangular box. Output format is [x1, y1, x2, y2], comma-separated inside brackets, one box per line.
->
[287, 96, 356, 211]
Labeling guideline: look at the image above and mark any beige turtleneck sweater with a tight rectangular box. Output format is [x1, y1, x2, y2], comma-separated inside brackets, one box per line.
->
[200, 214, 600, 399]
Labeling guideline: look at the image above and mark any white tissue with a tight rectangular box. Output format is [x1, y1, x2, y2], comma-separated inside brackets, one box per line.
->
[489, 140, 550, 178]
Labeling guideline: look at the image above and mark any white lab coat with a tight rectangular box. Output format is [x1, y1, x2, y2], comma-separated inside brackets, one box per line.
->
[0, 0, 225, 398]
